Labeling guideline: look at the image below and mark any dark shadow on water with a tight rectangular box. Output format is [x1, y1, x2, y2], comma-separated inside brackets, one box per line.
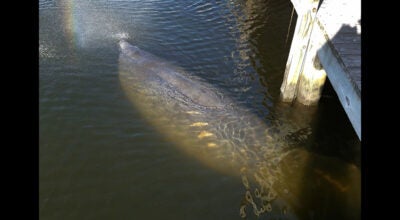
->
[286, 22, 361, 219]
[229, 1, 361, 217]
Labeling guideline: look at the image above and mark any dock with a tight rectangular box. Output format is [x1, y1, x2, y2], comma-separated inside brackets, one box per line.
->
[280, 0, 361, 139]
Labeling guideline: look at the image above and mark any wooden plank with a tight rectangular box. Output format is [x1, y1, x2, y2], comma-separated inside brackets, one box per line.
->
[314, 0, 361, 139]
[317, 38, 361, 140]
[317, 0, 361, 38]
[331, 35, 361, 45]
[317, 0, 361, 97]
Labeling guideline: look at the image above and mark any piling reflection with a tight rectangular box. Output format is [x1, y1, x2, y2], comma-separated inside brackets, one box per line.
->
[118, 39, 360, 219]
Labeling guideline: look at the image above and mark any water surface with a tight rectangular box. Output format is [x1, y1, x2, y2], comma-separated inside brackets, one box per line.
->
[40, 0, 360, 219]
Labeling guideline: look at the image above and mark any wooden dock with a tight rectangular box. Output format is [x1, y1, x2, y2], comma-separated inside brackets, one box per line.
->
[280, 0, 361, 139]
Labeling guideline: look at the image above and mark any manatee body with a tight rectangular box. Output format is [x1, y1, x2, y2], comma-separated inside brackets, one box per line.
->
[119, 40, 225, 108]
[118, 40, 360, 219]
[118, 39, 286, 174]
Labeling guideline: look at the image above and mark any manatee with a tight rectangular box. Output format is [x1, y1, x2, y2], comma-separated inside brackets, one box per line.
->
[118, 40, 360, 219]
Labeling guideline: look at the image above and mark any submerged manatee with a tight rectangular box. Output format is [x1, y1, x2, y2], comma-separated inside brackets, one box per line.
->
[118, 40, 360, 219]
[118, 39, 289, 174]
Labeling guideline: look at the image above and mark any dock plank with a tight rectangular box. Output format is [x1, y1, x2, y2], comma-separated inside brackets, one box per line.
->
[314, 0, 361, 139]
[316, 0, 361, 92]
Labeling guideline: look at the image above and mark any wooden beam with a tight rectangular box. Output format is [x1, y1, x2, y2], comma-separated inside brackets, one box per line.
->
[280, 0, 320, 103]
[290, 0, 318, 15]
[296, 18, 327, 105]
[314, 0, 361, 139]
[317, 39, 361, 139]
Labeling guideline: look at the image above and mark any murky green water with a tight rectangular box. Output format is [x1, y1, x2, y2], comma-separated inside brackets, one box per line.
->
[39, 0, 360, 219]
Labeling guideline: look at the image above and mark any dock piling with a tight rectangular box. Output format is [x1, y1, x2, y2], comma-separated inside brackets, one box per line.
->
[279, 0, 361, 139]
[280, 0, 321, 105]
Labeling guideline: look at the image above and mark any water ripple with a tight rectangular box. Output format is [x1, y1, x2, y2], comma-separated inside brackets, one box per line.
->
[39, 1, 360, 220]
